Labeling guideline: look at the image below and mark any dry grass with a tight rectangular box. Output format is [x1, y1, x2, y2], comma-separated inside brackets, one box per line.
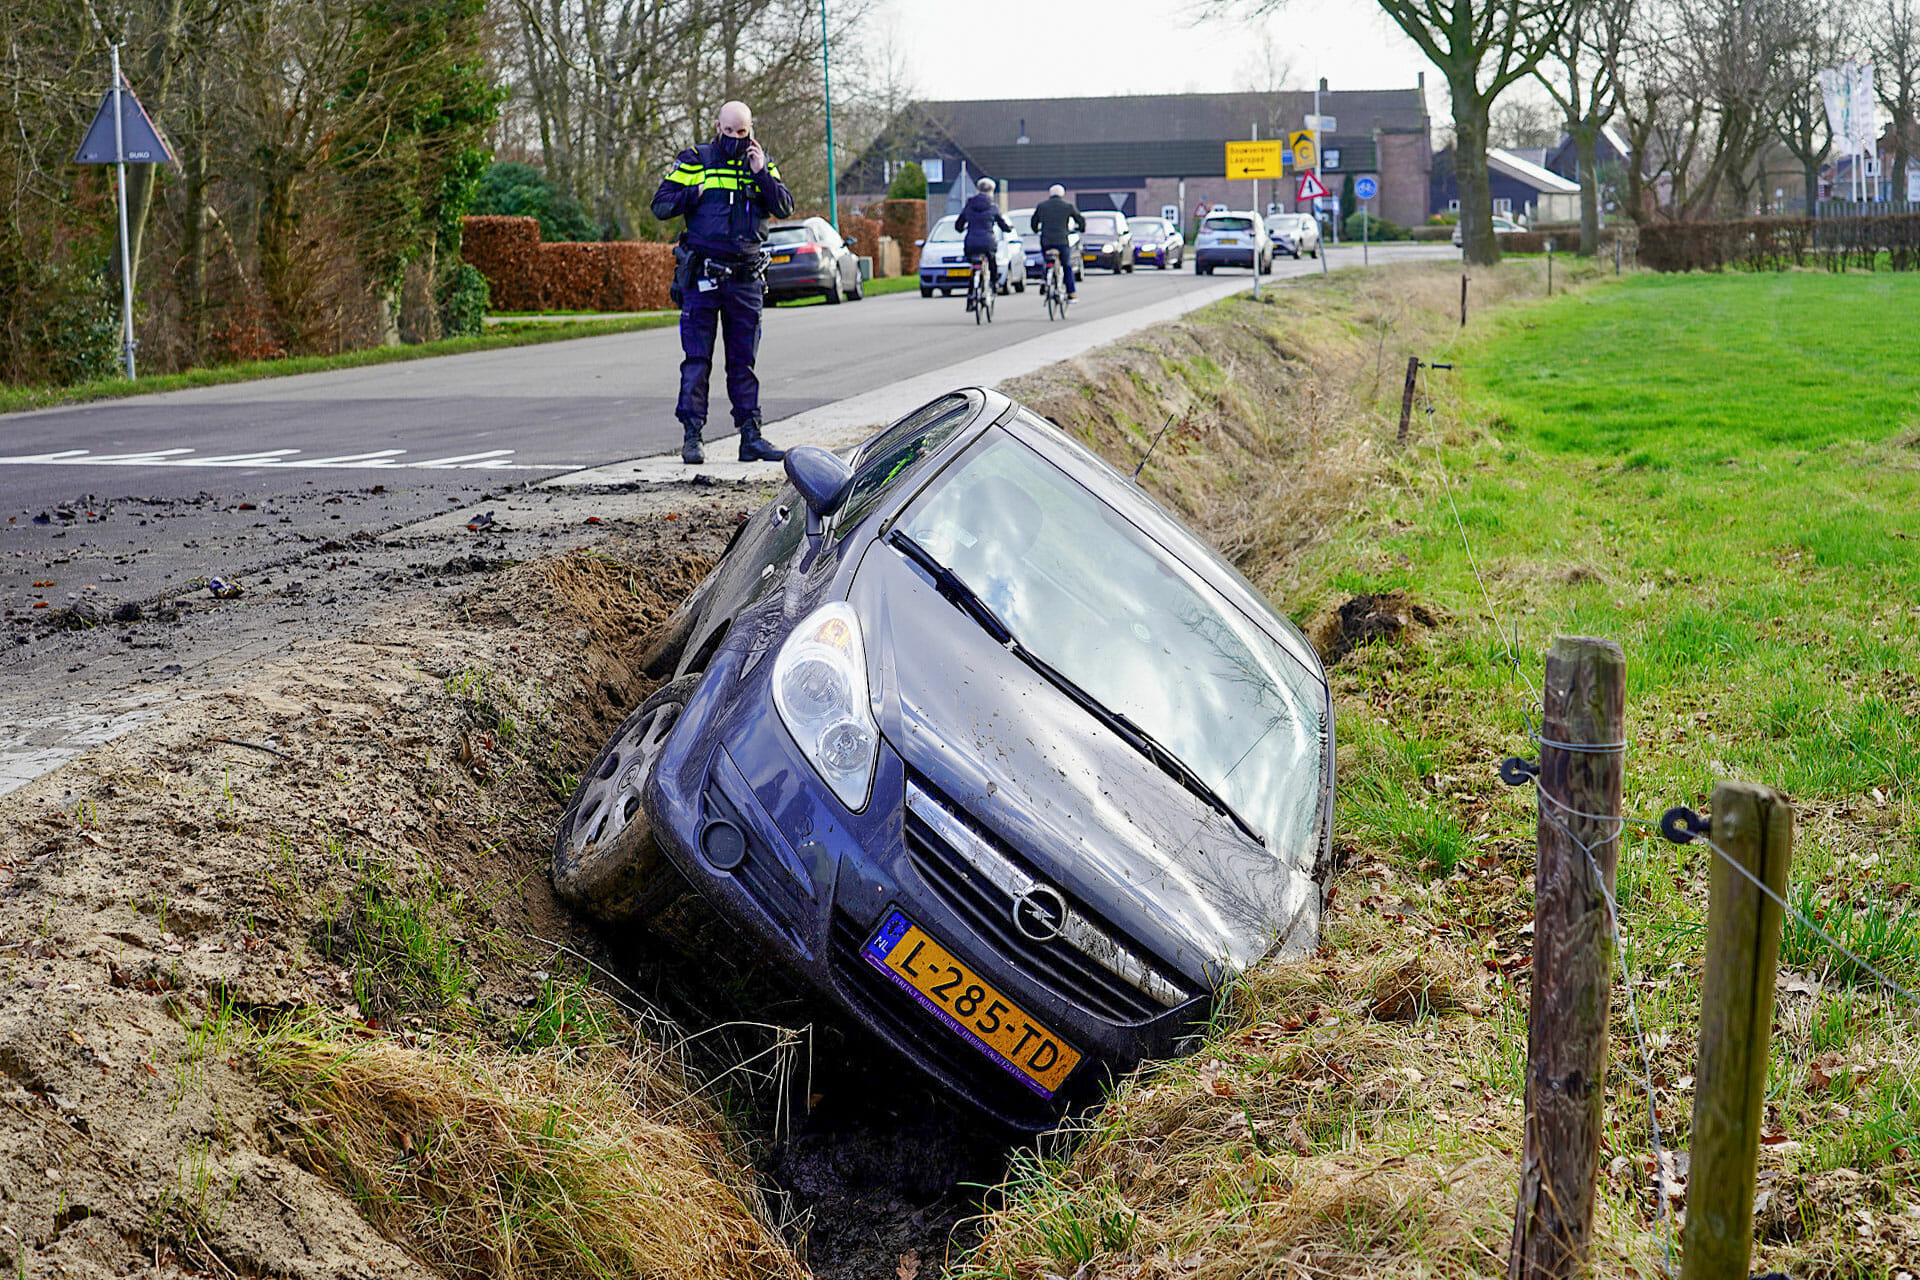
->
[961, 909, 1663, 1279]
[258, 1024, 805, 1280]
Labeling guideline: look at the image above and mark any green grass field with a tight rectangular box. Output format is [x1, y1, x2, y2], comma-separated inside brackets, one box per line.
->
[964, 268, 1920, 1279]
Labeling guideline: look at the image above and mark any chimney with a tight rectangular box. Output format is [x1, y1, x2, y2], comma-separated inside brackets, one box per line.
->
[1319, 77, 1329, 93]
[1017, 117, 1029, 144]
[1418, 71, 1425, 91]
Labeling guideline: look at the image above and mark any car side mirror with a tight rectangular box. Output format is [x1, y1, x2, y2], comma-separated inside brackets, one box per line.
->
[914, 238, 925, 246]
[784, 446, 854, 538]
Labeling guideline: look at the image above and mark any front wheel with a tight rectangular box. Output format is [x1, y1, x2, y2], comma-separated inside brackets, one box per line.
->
[552, 674, 700, 924]
[825, 274, 844, 304]
[849, 271, 864, 301]
[921, 285, 934, 298]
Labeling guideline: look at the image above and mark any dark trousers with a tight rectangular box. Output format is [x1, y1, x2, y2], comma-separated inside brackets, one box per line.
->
[1042, 243, 1075, 294]
[964, 243, 1001, 292]
[675, 274, 764, 432]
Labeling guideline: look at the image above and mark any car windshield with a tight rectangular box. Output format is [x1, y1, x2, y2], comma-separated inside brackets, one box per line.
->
[767, 227, 813, 245]
[1204, 217, 1254, 233]
[899, 426, 1326, 854]
[1129, 219, 1164, 239]
[928, 216, 962, 242]
[1083, 212, 1122, 234]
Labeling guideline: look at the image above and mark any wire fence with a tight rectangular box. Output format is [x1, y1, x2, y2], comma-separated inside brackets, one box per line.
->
[1407, 358, 1918, 1272]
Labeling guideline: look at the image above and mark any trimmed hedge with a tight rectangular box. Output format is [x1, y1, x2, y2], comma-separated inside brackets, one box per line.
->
[461, 216, 673, 311]
[1639, 214, 1920, 272]
[869, 199, 927, 254]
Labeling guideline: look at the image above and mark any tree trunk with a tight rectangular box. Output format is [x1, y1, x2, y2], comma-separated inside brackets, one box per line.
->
[1453, 86, 1501, 266]
[1573, 123, 1601, 255]
[1804, 156, 1821, 214]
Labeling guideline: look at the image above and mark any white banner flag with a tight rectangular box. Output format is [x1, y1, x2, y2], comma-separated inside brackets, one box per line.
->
[1820, 62, 1878, 156]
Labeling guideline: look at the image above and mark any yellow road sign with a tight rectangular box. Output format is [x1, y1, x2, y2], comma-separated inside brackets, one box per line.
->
[1289, 131, 1317, 172]
[1225, 139, 1285, 180]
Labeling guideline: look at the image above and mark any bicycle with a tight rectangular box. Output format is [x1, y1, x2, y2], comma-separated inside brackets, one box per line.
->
[1041, 248, 1070, 321]
[966, 252, 994, 324]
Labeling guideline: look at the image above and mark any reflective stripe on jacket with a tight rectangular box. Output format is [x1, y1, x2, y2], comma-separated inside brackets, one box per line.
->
[650, 140, 795, 260]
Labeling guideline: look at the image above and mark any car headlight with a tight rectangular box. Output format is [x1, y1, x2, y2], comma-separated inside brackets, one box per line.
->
[773, 602, 878, 810]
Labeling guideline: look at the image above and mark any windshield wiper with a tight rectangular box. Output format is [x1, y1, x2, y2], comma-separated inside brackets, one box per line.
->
[886, 530, 1266, 848]
[888, 530, 1012, 644]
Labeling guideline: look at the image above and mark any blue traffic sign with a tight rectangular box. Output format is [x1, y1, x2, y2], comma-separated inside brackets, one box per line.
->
[1354, 175, 1379, 201]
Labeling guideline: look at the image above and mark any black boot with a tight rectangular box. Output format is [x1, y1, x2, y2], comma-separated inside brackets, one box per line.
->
[680, 423, 705, 465]
[737, 422, 785, 462]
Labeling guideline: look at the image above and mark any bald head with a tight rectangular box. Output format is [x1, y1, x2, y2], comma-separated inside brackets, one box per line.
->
[717, 101, 753, 137]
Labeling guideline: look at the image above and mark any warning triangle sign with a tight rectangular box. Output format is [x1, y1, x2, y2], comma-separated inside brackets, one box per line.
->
[1295, 170, 1330, 201]
[75, 82, 177, 167]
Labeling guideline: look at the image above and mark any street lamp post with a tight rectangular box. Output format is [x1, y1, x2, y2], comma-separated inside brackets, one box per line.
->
[821, 0, 837, 231]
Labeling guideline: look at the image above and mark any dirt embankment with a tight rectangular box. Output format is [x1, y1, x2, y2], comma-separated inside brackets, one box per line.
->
[0, 501, 811, 1279]
[3, 260, 1570, 1280]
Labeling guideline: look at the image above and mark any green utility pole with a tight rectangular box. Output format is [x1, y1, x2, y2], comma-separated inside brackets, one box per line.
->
[821, 0, 837, 231]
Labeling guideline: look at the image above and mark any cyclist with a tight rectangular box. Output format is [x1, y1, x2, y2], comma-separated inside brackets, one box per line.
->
[1029, 184, 1086, 300]
[954, 177, 1011, 303]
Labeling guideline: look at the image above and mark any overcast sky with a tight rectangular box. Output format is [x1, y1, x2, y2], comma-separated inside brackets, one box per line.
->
[876, 0, 1447, 122]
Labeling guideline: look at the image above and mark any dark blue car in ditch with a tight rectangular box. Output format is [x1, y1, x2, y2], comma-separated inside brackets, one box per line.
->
[553, 388, 1333, 1131]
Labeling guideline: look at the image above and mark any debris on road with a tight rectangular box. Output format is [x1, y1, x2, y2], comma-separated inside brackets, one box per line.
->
[466, 510, 496, 532]
[207, 577, 245, 599]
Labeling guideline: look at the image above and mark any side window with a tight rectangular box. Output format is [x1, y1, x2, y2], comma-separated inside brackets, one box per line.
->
[835, 396, 973, 536]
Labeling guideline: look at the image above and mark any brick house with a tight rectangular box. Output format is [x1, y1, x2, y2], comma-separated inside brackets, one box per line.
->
[842, 82, 1433, 233]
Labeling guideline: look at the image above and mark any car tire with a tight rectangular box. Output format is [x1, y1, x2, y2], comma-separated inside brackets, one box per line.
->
[849, 271, 864, 301]
[941, 288, 953, 297]
[552, 674, 700, 923]
[825, 274, 844, 305]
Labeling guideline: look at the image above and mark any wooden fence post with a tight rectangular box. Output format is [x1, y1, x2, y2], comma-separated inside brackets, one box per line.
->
[1397, 356, 1421, 446]
[1680, 782, 1794, 1280]
[1461, 272, 1470, 326]
[1510, 636, 1625, 1280]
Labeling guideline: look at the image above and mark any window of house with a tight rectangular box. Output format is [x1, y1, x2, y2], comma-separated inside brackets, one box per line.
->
[1323, 148, 1341, 171]
[1448, 199, 1460, 212]
[1493, 198, 1512, 215]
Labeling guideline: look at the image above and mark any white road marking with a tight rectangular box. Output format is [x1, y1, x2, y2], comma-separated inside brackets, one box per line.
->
[0, 447, 581, 471]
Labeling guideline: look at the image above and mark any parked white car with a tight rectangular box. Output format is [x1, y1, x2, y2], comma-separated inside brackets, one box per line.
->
[917, 215, 1027, 297]
[1193, 211, 1273, 275]
[1451, 214, 1527, 246]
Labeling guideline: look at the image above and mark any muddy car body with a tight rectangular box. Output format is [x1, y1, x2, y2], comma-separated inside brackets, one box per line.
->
[556, 389, 1333, 1130]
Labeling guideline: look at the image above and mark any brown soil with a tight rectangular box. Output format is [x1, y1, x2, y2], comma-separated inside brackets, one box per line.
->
[0, 497, 803, 1279]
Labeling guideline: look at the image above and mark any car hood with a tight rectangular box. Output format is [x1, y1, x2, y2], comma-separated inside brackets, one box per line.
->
[850, 547, 1320, 980]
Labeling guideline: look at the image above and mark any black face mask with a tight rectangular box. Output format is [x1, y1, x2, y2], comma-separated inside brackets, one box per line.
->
[717, 134, 749, 161]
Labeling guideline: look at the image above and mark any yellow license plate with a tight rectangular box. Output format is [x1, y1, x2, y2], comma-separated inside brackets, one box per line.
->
[946, 267, 972, 278]
[862, 909, 1081, 1096]
[1219, 237, 1239, 244]
[770, 253, 793, 263]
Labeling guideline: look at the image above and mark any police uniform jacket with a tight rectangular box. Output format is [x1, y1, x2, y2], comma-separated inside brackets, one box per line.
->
[651, 139, 794, 261]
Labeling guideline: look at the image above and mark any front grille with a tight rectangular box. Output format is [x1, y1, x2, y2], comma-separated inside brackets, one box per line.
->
[828, 911, 1061, 1126]
[901, 787, 1171, 1025]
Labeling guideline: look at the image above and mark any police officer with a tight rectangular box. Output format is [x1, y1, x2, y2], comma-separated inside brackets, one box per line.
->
[651, 100, 792, 464]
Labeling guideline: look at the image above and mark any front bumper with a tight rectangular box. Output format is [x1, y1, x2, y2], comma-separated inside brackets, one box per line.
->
[1083, 244, 1125, 270]
[646, 647, 1208, 1132]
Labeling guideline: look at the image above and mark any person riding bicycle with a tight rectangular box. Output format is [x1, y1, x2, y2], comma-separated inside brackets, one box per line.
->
[1029, 184, 1087, 298]
[954, 177, 1012, 301]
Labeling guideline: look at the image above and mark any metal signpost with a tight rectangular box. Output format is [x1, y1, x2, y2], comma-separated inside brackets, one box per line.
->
[74, 45, 177, 380]
[1226, 139, 1285, 300]
[1297, 169, 1331, 276]
[1355, 174, 1378, 264]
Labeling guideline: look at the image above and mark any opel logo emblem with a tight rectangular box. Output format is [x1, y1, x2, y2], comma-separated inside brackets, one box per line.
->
[1011, 883, 1067, 942]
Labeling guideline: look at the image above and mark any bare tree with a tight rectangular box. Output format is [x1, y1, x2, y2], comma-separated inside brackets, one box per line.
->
[1871, 0, 1920, 200]
[1201, 0, 1570, 264]
[1490, 94, 1561, 148]
[1536, 0, 1632, 252]
[1619, 0, 1805, 220]
[1776, 0, 1854, 214]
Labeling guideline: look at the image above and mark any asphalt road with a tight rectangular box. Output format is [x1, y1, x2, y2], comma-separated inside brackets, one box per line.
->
[0, 244, 1451, 613]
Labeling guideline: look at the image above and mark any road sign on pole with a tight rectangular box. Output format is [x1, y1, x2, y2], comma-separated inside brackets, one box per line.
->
[1225, 140, 1285, 180]
[1288, 131, 1316, 173]
[1303, 113, 1338, 132]
[1354, 175, 1378, 201]
[1296, 170, 1331, 202]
